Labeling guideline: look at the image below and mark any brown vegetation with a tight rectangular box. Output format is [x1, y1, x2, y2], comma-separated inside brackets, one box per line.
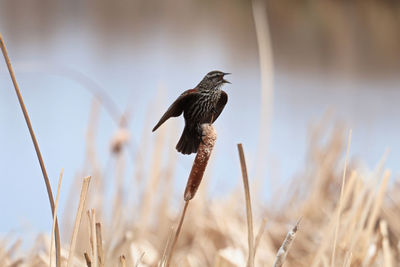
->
[2, 5, 400, 264]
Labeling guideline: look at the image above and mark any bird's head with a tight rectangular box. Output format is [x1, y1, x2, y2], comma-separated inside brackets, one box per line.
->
[198, 70, 231, 90]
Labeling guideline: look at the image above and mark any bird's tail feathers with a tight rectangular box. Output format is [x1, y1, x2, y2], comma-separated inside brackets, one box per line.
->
[176, 125, 200, 155]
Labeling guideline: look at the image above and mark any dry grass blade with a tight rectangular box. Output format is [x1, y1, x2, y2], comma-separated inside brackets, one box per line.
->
[8, 259, 23, 267]
[237, 143, 255, 267]
[365, 170, 391, 237]
[119, 255, 126, 267]
[67, 176, 91, 267]
[254, 218, 267, 257]
[84, 252, 92, 267]
[273, 220, 300, 267]
[343, 252, 352, 267]
[160, 227, 174, 266]
[50, 169, 64, 267]
[3, 239, 22, 262]
[164, 201, 189, 267]
[380, 220, 393, 267]
[0, 33, 61, 267]
[310, 170, 358, 267]
[251, 0, 274, 180]
[331, 129, 352, 267]
[96, 222, 105, 267]
[139, 99, 166, 229]
[89, 210, 98, 267]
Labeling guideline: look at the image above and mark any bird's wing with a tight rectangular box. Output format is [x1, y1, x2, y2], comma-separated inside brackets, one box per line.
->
[210, 90, 228, 123]
[152, 89, 198, 132]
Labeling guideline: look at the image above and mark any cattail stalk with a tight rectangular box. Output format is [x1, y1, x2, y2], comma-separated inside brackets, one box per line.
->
[163, 123, 216, 266]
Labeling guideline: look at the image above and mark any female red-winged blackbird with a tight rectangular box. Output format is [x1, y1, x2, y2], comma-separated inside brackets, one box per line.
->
[152, 70, 230, 154]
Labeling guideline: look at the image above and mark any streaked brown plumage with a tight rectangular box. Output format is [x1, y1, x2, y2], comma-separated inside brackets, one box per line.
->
[152, 70, 230, 154]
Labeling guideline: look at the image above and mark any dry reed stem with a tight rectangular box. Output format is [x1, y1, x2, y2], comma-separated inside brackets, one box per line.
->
[67, 176, 91, 267]
[273, 220, 300, 267]
[380, 220, 393, 267]
[164, 201, 190, 267]
[8, 240, 21, 257]
[184, 124, 217, 201]
[119, 255, 126, 267]
[342, 169, 390, 265]
[366, 170, 391, 236]
[237, 143, 255, 267]
[160, 228, 174, 266]
[89, 210, 98, 267]
[343, 252, 352, 267]
[254, 218, 267, 258]
[134, 253, 145, 267]
[87, 211, 94, 258]
[8, 259, 23, 267]
[50, 169, 64, 267]
[96, 222, 104, 267]
[331, 129, 352, 267]
[348, 170, 390, 265]
[110, 152, 125, 250]
[311, 170, 358, 267]
[84, 252, 92, 267]
[1, 239, 22, 264]
[251, 0, 274, 181]
[85, 100, 104, 217]
[39, 65, 121, 123]
[344, 177, 380, 263]
[359, 170, 391, 259]
[0, 33, 61, 267]
[139, 117, 166, 229]
[157, 130, 178, 234]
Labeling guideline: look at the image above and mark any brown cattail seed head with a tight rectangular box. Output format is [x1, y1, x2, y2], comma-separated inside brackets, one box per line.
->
[184, 124, 217, 201]
[110, 128, 130, 154]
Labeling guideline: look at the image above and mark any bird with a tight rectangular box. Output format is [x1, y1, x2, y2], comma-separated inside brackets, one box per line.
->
[152, 70, 230, 155]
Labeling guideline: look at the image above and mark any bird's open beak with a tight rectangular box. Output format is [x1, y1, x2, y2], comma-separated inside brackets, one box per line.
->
[222, 72, 231, 84]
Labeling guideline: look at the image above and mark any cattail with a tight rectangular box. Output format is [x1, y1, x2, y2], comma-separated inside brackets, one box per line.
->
[184, 123, 217, 201]
[110, 128, 130, 154]
[273, 220, 301, 267]
[162, 123, 217, 267]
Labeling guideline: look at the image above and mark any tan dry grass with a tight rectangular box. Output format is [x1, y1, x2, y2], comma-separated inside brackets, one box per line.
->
[1, 112, 398, 267]
[0, 32, 61, 267]
[2, 31, 400, 267]
[237, 144, 255, 267]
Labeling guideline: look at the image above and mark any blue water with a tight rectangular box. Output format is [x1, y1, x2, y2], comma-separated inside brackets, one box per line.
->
[1, 18, 399, 248]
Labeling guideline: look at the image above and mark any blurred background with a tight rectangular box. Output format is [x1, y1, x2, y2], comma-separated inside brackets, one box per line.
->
[1, 0, 400, 242]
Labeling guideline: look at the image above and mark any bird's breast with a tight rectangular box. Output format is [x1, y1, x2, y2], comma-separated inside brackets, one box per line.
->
[183, 90, 221, 122]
